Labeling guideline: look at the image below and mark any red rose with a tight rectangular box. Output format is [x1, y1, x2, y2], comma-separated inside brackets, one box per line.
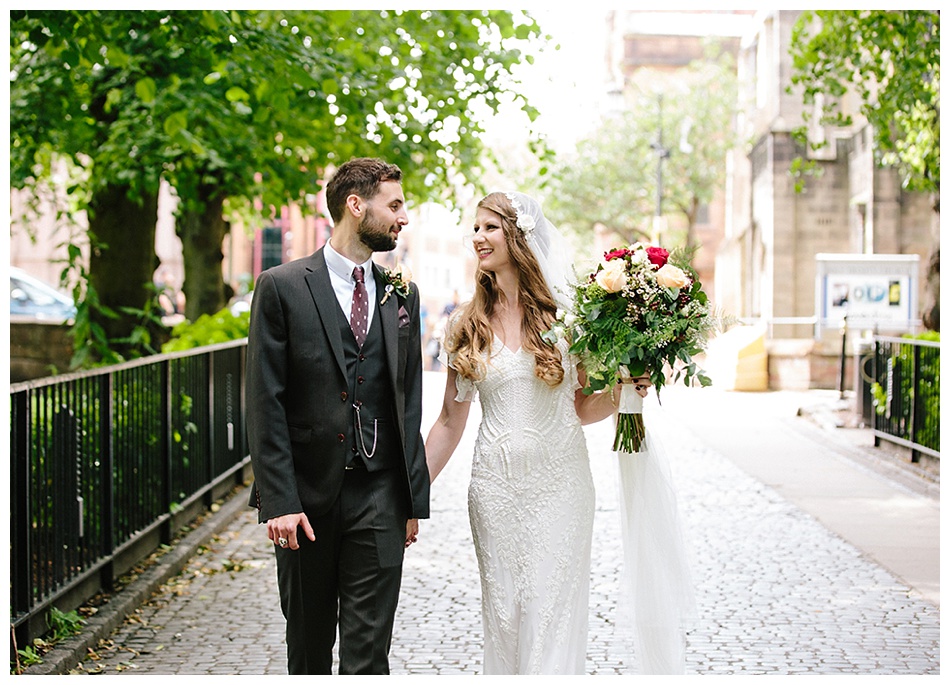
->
[646, 246, 669, 268]
[604, 248, 630, 261]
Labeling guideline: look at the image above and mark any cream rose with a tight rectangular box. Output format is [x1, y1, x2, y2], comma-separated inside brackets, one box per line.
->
[655, 263, 691, 289]
[595, 260, 628, 292]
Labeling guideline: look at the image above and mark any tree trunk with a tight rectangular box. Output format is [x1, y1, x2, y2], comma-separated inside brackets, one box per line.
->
[921, 200, 939, 332]
[685, 196, 699, 256]
[922, 247, 939, 332]
[178, 189, 229, 321]
[87, 183, 161, 352]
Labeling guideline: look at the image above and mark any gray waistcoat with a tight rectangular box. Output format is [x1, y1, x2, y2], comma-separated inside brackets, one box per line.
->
[336, 301, 399, 470]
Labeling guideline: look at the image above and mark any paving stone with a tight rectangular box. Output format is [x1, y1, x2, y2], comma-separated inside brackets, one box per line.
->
[50, 376, 939, 676]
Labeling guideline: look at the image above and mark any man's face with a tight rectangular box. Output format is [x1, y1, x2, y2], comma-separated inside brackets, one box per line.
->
[356, 180, 408, 253]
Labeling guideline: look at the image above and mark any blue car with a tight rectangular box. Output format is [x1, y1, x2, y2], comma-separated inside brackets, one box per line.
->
[9, 266, 77, 321]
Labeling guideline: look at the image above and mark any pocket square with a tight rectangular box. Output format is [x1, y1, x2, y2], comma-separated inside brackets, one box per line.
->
[397, 305, 410, 328]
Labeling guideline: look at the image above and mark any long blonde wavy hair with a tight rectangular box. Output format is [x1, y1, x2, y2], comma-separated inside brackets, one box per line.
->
[445, 192, 564, 387]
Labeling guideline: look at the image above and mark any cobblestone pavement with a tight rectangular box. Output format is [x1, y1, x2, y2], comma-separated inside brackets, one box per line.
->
[68, 374, 939, 675]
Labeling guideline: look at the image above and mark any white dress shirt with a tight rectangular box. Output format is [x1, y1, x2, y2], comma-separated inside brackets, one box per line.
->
[324, 240, 377, 332]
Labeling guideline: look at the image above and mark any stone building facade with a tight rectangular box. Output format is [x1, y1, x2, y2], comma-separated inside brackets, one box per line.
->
[603, 9, 936, 389]
[717, 10, 936, 388]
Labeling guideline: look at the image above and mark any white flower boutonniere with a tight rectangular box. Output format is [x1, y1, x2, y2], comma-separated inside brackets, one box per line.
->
[381, 263, 412, 305]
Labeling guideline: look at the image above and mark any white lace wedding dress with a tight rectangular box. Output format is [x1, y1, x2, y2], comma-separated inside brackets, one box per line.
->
[451, 336, 595, 675]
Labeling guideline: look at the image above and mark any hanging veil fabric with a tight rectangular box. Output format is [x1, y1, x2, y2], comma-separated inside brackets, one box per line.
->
[614, 398, 697, 674]
[503, 191, 574, 312]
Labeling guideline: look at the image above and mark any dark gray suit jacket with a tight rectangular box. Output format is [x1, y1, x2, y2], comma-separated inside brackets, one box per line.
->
[245, 247, 429, 522]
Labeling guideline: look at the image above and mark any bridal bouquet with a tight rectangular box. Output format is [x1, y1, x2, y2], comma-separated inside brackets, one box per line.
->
[547, 243, 716, 453]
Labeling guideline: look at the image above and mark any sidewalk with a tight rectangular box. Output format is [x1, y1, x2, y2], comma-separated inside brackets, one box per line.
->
[24, 373, 940, 675]
[660, 385, 939, 609]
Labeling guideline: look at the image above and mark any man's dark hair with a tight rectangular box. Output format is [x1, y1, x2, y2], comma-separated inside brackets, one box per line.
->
[325, 158, 403, 223]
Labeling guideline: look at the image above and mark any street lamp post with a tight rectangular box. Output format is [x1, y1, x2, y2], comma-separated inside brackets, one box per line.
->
[650, 93, 670, 244]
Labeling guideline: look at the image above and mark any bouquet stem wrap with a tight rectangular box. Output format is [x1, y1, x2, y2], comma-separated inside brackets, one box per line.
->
[613, 384, 645, 453]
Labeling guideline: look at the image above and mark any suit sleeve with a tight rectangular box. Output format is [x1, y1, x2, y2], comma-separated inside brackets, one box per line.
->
[402, 284, 431, 519]
[245, 269, 303, 522]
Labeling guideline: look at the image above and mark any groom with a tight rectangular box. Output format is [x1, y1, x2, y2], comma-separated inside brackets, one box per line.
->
[245, 157, 430, 674]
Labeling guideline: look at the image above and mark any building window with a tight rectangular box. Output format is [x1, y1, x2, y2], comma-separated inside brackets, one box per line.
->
[260, 227, 283, 271]
[696, 203, 710, 226]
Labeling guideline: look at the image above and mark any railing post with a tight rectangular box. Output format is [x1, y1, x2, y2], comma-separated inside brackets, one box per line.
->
[838, 316, 848, 399]
[161, 359, 173, 543]
[910, 343, 923, 463]
[872, 339, 881, 447]
[240, 343, 249, 464]
[206, 350, 216, 507]
[100, 373, 115, 591]
[12, 391, 31, 635]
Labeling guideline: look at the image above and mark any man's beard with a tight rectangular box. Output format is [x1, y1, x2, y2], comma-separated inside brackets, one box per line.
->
[357, 207, 398, 253]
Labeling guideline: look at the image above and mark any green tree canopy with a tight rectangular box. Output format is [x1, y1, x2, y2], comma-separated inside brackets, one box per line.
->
[789, 10, 939, 198]
[789, 10, 940, 332]
[10, 9, 547, 365]
[545, 51, 738, 255]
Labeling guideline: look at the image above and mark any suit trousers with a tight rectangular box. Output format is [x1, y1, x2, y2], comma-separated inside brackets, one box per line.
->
[275, 466, 408, 674]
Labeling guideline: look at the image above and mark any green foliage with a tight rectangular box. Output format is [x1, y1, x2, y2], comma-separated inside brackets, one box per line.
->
[545, 47, 738, 248]
[789, 10, 939, 195]
[10, 9, 549, 361]
[67, 269, 169, 369]
[162, 308, 250, 352]
[11, 607, 85, 673]
[48, 607, 85, 641]
[870, 331, 940, 452]
[11, 9, 549, 216]
[545, 110, 656, 244]
[14, 645, 43, 671]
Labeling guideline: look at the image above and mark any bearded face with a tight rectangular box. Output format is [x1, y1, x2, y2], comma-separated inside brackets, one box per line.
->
[357, 204, 399, 253]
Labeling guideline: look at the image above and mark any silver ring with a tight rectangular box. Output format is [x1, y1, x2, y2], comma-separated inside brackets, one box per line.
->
[278, 537, 288, 548]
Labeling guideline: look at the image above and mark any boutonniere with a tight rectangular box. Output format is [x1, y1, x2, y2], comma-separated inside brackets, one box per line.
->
[380, 263, 412, 305]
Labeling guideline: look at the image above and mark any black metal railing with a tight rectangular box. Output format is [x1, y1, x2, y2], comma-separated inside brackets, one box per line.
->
[871, 335, 940, 461]
[10, 340, 249, 647]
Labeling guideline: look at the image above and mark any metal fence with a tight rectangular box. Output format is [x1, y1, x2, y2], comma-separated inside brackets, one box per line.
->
[871, 335, 940, 461]
[10, 340, 250, 648]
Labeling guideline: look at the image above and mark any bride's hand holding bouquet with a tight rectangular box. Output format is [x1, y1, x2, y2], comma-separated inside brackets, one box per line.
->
[548, 242, 718, 454]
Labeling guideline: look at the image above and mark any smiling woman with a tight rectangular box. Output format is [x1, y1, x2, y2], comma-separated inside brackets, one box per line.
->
[422, 191, 650, 675]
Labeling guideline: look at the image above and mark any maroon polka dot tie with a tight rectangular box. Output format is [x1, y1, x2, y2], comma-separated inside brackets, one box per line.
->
[350, 266, 368, 347]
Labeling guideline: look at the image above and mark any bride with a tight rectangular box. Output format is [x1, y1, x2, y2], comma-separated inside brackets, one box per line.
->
[425, 191, 690, 675]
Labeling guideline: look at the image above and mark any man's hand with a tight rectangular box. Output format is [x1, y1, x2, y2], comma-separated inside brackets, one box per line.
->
[405, 519, 419, 548]
[266, 512, 315, 551]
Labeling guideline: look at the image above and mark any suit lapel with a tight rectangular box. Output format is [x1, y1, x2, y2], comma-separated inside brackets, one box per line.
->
[374, 263, 400, 393]
[306, 248, 347, 380]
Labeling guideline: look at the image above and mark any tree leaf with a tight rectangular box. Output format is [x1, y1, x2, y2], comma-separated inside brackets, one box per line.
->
[135, 77, 157, 104]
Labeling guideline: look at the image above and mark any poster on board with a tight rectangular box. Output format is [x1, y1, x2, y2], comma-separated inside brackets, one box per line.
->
[815, 254, 919, 335]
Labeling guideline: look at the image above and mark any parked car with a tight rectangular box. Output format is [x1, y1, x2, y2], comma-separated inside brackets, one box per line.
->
[9, 266, 77, 321]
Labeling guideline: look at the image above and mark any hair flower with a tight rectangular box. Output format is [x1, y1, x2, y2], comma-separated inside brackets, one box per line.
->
[516, 214, 536, 232]
[504, 191, 536, 235]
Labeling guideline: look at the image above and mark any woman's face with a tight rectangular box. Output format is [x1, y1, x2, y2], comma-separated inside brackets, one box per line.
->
[471, 206, 511, 274]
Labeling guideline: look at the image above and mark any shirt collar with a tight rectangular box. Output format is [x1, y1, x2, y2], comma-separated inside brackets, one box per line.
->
[325, 240, 374, 283]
